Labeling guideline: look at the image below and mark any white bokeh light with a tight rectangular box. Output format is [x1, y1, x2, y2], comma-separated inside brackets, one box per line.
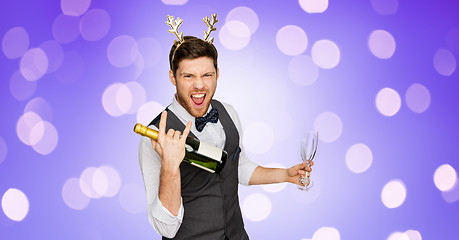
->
[79, 8, 111, 41]
[96, 165, 121, 197]
[119, 183, 146, 214]
[312, 227, 340, 240]
[1, 188, 29, 221]
[299, 0, 329, 13]
[371, 0, 398, 15]
[107, 35, 139, 68]
[243, 122, 275, 154]
[52, 14, 81, 44]
[434, 164, 457, 192]
[62, 178, 91, 210]
[387, 232, 406, 240]
[261, 163, 288, 193]
[405, 230, 422, 240]
[125, 81, 146, 114]
[137, 37, 162, 69]
[311, 39, 340, 69]
[2, 26, 29, 59]
[433, 48, 456, 76]
[226, 6, 259, 34]
[102, 83, 133, 117]
[405, 83, 430, 113]
[31, 120, 59, 155]
[161, 0, 188, 5]
[369, 30, 396, 59]
[0, 136, 7, 164]
[219, 21, 251, 51]
[288, 55, 319, 86]
[276, 25, 308, 56]
[24, 97, 53, 121]
[136, 101, 165, 126]
[376, 88, 401, 117]
[381, 179, 406, 208]
[441, 178, 459, 203]
[61, 0, 91, 16]
[80, 167, 102, 199]
[313, 111, 343, 143]
[345, 143, 373, 173]
[20, 48, 48, 81]
[9, 70, 37, 101]
[17, 111, 43, 146]
[242, 193, 272, 222]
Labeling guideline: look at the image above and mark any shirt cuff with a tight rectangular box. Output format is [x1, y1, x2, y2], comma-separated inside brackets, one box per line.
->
[149, 197, 184, 238]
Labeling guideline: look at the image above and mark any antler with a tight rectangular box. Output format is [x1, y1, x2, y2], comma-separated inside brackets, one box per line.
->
[203, 13, 218, 44]
[166, 15, 184, 45]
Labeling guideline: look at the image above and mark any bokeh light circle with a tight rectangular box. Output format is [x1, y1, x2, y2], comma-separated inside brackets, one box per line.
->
[288, 55, 319, 86]
[52, 14, 80, 44]
[96, 165, 122, 197]
[80, 167, 102, 199]
[39, 40, 64, 73]
[311, 39, 340, 69]
[434, 164, 457, 192]
[405, 230, 422, 240]
[79, 9, 111, 41]
[433, 49, 456, 76]
[137, 101, 165, 126]
[369, 30, 396, 59]
[125, 81, 146, 114]
[1, 188, 29, 221]
[16, 111, 43, 146]
[62, 178, 91, 210]
[137, 37, 162, 69]
[61, 0, 91, 16]
[312, 227, 340, 240]
[0, 137, 7, 165]
[219, 21, 251, 51]
[387, 232, 406, 240]
[242, 193, 272, 222]
[261, 163, 288, 193]
[226, 6, 259, 34]
[119, 183, 146, 214]
[381, 179, 406, 208]
[243, 121, 275, 154]
[376, 88, 401, 117]
[345, 143, 373, 173]
[313, 111, 343, 143]
[299, 0, 329, 13]
[10, 70, 37, 101]
[276, 25, 308, 56]
[31, 121, 59, 155]
[441, 178, 459, 203]
[25, 97, 53, 121]
[20, 48, 48, 81]
[371, 0, 398, 15]
[161, 0, 188, 5]
[2, 26, 29, 59]
[102, 83, 134, 117]
[107, 35, 139, 68]
[405, 83, 430, 113]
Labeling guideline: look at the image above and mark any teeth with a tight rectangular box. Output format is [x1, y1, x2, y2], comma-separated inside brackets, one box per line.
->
[192, 94, 205, 98]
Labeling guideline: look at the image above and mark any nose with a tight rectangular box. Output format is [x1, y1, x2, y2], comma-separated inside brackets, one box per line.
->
[193, 76, 204, 90]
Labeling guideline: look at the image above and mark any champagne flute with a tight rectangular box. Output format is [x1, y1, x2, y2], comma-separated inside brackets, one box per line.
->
[296, 131, 318, 191]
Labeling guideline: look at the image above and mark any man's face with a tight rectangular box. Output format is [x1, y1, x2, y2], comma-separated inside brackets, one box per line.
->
[170, 56, 218, 118]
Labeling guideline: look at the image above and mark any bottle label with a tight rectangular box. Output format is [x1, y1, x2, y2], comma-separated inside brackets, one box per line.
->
[197, 141, 222, 162]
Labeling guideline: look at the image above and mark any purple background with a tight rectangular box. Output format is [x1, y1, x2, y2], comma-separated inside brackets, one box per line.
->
[1, 0, 458, 239]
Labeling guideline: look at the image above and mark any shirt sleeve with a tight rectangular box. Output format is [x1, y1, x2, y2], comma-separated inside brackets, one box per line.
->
[138, 133, 184, 238]
[221, 102, 259, 186]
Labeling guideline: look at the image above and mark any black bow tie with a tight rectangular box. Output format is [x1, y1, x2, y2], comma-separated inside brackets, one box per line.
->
[195, 108, 219, 132]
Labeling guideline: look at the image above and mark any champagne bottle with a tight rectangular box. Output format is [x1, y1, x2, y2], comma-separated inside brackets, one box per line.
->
[134, 123, 227, 173]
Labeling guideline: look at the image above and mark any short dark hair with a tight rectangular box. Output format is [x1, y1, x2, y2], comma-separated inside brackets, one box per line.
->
[169, 36, 218, 77]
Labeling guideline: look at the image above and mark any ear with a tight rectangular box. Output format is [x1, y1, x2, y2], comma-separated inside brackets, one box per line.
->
[169, 70, 176, 86]
[216, 68, 219, 81]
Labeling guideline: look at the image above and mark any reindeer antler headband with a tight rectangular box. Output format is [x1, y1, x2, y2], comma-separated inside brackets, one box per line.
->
[166, 13, 218, 61]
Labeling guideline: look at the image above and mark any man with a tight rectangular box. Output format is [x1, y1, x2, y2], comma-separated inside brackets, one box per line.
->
[139, 15, 312, 240]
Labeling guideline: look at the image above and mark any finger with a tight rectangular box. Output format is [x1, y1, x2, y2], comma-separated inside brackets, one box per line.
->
[167, 128, 175, 137]
[309, 161, 314, 167]
[150, 138, 157, 148]
[180, 121, 192, 144]
[305, 166, 312, 172]
[158, 111, 168, 137]
[174, 130, 181, 140]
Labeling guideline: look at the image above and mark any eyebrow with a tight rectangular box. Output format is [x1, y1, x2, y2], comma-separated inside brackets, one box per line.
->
[180, 72, 215, 76]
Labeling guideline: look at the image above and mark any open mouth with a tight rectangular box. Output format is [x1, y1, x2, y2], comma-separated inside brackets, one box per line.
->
[191, 93, 206, 106]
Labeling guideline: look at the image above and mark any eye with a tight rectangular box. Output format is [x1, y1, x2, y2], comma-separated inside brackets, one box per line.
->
[184, 75, 191, 78]
[204, 74, 213, 77]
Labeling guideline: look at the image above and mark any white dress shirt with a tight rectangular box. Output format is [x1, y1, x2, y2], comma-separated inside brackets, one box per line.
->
[138, 96, 258, 238]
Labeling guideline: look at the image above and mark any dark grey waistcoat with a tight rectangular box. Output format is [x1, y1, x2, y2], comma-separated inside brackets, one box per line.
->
[150, 99, 249, 240]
